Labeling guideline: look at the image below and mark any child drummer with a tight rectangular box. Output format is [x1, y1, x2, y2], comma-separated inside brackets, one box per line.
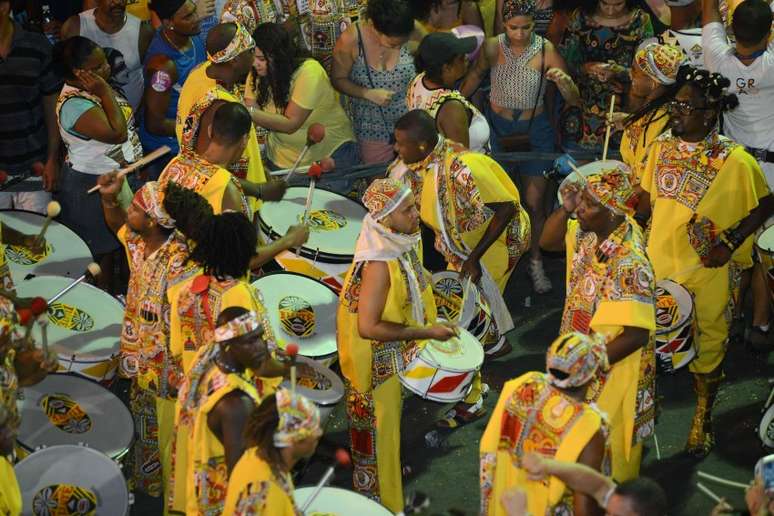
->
[336, 178, 456, 512]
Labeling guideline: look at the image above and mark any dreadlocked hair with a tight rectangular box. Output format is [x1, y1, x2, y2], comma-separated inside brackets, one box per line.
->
[244, 394, 285, 475]
[188, 211, 257, 280]
[163, 182, 214, 241]
[676, 66, 739, 112]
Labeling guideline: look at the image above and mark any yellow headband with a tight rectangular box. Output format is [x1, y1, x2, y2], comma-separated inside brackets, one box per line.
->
[207, 23, 255, 64]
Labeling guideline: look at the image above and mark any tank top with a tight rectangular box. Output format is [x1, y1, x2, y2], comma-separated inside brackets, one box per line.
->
[56, 84, 143, 175]
[348, 23, 415, 142]
[78, 9, 145, 110]
[407, 72, 490, 153]
[490, 33, 545, 111]
[139, 29, 206, 154]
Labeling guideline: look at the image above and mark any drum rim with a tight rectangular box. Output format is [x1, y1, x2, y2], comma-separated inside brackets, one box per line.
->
[293, 486, 393, 514]
[253, 270, 339, 358]
[0, 208, 93, 257]
[760, 403, 774, 447]
[756, 225, 774, 253]
[16, 373, 134, 459]
[287, 355, 345, 406]
[418, 327, 485, 372]
[257, 186, 365, 264]
[655, 279, 694, 335]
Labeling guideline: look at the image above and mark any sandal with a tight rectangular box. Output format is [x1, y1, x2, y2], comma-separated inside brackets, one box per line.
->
[529, 259, 552, 294]
[436, 395, 487, 429]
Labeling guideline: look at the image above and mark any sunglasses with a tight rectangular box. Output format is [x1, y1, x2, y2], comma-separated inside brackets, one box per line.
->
[667, 100, 712, 116]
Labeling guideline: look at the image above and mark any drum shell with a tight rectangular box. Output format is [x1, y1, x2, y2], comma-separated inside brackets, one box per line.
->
[282, 355, 344, 426]
[294, 486, 392, 515]
[760, 402, 774, 448]
[655, 322, 696, 373]
[398, 353, 478, 403]
[756, 225, 774, 304]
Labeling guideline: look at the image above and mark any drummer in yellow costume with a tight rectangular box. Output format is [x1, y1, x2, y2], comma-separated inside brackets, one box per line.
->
[618, 43, 685, 174]
[97, 176, 192, 499]
[388, 109, 530, 426]
[169, 307, 285, 515]
[479, 332, 610, 516]
[636, 65, 774, 456]
[540, 164, 655, 482]
[0, 221, 48, 294]
[337, 178, 457, 512]
[175, 22, 271, 212]
[0, 405, 21, 516]
[223, 389, 322, 515]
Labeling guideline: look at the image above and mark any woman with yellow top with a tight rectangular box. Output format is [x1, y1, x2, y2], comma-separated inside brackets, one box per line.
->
[163, 184, 307, 373]
[479, 332, 610, 516]
[338, 178, 456, 512]
[615, 42, 685, 173]
[636, 66, 774, 457]
[224, 389, 322, 515]
[413, 0, 485, 34]
[388, 110, 529, 427]
[0, 405, 21, 516]
[245, 23, 358, 183]
[540, 164, 655, 482]
[168, 307, 287, 515]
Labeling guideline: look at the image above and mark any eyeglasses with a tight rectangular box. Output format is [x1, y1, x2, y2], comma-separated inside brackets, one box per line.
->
[667, 100, 712, 116]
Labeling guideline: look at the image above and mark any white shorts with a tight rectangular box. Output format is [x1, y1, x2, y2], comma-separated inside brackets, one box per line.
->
[0, 191, 52, 215]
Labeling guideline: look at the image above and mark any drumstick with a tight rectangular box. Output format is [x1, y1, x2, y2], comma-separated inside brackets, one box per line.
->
[34, 201, 60, 247]
[86, 146, 171, 194]
[299, 449, 352, 512]
[456, 275, 473, 331]
[47, 263, 101, 305]
[38, 317, 49, 353]
[284, 124, 325, 183]
[602, 94, 616, 161]
[296, 158, 334, 258]
[697, 471, 749, 490]
[286, 343, 299, 400]
[269, 165, 311, 177]
[696, 482, 723, 504]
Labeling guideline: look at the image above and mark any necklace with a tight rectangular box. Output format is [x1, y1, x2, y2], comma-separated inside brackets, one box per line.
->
[163, 28, 195, 59]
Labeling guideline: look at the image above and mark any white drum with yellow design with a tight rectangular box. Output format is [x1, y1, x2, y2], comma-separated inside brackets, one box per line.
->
[15, 276, 124, 384]
[0, 210, 92, 280]
[15, 444, 130, 516]
[295, 486, 392, 515]
[258, 186, 366, 292]
[431, 271, 493, 344]
[282, 355, 344, 427]
[16, 373, 134, 460]
[655, 279, 697, 373]
[252, 271, 338, 361]
[399, 327, 484, 403]
[756, 225, 774, 303]
[556, 160, 629, 205]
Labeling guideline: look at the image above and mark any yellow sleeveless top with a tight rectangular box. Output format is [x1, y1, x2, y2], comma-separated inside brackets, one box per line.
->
[0, 456, 21, 516]
[223, 447, 298, 515]
[337, 251, 437, 393]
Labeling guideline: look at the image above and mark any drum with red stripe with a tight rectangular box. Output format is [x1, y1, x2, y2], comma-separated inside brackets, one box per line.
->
[399, 327, 483, 403]
[655, 279, 696, 373]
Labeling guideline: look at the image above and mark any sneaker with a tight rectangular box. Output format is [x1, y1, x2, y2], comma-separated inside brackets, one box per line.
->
[529, 259, 552, 294]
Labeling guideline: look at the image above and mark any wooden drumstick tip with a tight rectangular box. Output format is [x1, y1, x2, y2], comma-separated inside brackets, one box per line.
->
[46, 201, 61, 218]
[286, 343, 299, 358]
[86, 262, 101, 278]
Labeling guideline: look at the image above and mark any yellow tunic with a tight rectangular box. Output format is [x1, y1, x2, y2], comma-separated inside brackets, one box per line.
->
[337, 249, 437, 513]
[0, 456, 21, 516]
[158, 153, 251, 218]
[640, 130, 769, 372]
[169, 356, 266, 515]
[479, 372, 609, 516]
[176, 62, 266, 212]
[389, 139, 530, 291]
[561, 218, 656, 481]
[0, 224, 15, 293]
[619, 108, 669, 174]
[167, 274, 274, 374]
[222, 447, 298, 515]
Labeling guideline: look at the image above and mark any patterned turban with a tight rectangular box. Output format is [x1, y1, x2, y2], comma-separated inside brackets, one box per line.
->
[362, 178, 412, 221]
[207, 22, 255, 64]
[585, 164, 638, 216]
[502, 0, 537, 20]
[635, 43, 685, 85]
[546, 332, 609, 389]
[133, 181, 175, 228]
[273, 388, 322, 448]
[214, 311, 262, 343]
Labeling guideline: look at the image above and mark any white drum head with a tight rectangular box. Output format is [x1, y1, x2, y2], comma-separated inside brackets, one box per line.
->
[15, 276, 123, 363]
[17, 374, 134, 460]
[258, 187, 366, 263]
[757, 226, 774, 253]
[420, 327, 484, 373]
[655, 280, 693, 335]
[294, 486, 393, 515]
[761, 403, 774, 448]
[556, 160, 628, 204]
[281, 355, 344, 407]
[1, 210, 92, 279]
[253, 272, 338, 358]
[15, 444, 128, 516]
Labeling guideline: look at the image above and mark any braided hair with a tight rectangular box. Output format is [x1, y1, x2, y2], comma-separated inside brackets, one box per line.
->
[163, 182, 257, 280]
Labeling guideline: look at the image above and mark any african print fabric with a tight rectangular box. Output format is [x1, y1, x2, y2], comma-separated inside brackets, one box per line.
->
[479, 372, 610, 516]
[223, 447, 299, 515]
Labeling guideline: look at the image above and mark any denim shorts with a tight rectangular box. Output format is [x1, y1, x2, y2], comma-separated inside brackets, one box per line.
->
[264, 141, 361, 195]
[486, 106, 556, 176]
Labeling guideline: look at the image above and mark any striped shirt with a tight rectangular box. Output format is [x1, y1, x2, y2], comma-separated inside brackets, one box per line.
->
[0, 22, 62, 175]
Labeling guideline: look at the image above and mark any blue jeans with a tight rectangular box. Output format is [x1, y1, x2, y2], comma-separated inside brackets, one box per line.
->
[264, 141, 361, 195]
[486, 106, 555, 176]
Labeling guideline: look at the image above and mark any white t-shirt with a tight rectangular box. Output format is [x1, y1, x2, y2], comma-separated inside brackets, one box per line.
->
[703, 21, 774, 186]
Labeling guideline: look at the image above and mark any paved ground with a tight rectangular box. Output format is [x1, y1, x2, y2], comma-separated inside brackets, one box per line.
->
[130, 252, 774, 515]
